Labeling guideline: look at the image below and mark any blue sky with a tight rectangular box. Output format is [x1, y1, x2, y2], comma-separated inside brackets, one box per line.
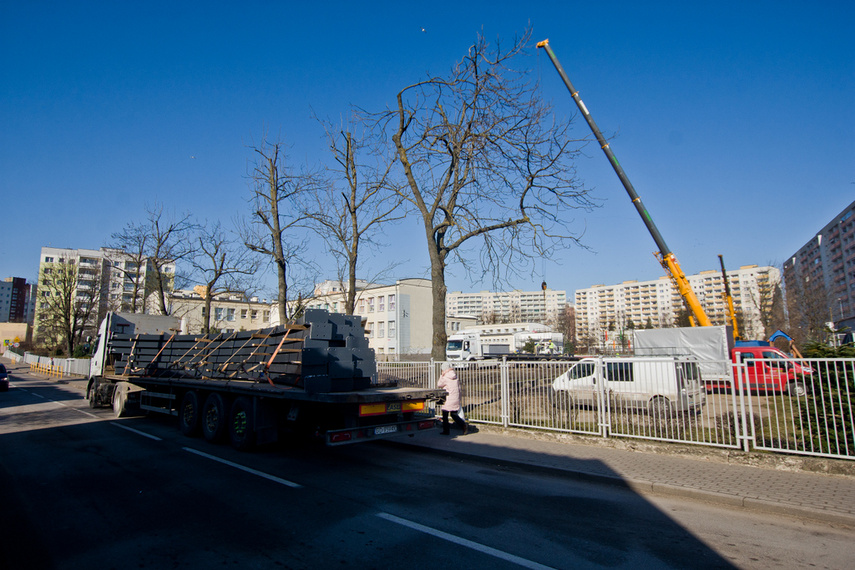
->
[2, 1, 853, 301]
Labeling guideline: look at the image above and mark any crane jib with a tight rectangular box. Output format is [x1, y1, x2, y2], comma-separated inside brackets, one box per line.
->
[537, 39, 713, 328]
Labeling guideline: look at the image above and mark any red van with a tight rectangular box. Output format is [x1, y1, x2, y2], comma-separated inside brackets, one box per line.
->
[731, 346, 813, 396]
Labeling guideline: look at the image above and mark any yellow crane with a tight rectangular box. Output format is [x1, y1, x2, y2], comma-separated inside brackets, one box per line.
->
[537, 39, 712, 327]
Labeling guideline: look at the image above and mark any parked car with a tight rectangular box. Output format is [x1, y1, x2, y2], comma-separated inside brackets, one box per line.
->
[551, 357, 706, 416]
[0, 363, 9, 392]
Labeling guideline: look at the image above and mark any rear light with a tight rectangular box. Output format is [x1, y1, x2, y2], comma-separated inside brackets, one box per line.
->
[329, 432, 352, 443]
[417, 420, 435, 430]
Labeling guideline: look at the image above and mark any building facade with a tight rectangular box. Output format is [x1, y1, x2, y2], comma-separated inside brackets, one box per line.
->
[304, 278, 433, 360]
[575, 265, 780, 352]
[169, 289, 274, 334]
[34, 247, 176, 345]
[0, 277, 36, 324]
[782, 200, 855, 335]
[446, 287, 568, 325]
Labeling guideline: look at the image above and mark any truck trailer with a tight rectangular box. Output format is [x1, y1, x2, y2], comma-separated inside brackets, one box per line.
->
[86, 309, 442, 449]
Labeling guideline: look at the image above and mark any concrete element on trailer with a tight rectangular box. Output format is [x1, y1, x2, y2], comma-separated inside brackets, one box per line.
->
[551, 357, 706, 417]
[86, 309, 443, 449]
[633, 326, 813, 396]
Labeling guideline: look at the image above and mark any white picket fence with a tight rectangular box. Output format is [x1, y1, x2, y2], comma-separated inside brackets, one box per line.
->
[378, 357, 855, 461]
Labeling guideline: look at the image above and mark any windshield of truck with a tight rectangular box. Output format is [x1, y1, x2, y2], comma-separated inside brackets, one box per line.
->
[447, 340, 463, 351]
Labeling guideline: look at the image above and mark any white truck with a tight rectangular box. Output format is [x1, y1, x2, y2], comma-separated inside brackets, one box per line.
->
[446, 330, 567, 361]
[633, 326, 812, 396]
[86, 309, 443, 449]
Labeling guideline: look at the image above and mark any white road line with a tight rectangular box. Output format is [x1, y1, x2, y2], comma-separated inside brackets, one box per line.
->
[376, 512, 556, 570]
[113, 423, 163, 441]
[182, 447, 302, 488]
[71, 408, 99, 418]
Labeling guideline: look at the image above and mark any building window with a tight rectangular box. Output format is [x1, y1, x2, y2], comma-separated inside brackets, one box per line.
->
[378, 296, 385, 312]
[251, 310, 258, 320]
[388, 294, 396, 311]
[227, 308, 236, 322]
[368, 297, 375, 313]
[44, 256, 54, 263]
[357, 299, 365, 313]
[378, 322, 385, 338]
[263, 310, 270, 321]
[215, 307, 224, 321]
[241, 309, 247, 319]
[388, 321, 395, 338]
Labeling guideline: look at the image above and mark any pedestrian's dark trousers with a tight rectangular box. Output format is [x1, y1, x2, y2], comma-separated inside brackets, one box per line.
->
[442, 410, 466, 433]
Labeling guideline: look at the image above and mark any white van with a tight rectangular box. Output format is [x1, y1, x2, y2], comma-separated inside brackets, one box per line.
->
[551, 357, 705, 416]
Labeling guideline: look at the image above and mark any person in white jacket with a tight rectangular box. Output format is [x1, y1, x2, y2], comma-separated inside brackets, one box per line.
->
[437, 363, 467, 435]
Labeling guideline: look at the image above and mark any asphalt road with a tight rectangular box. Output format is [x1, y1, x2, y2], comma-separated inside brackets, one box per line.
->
[1, 373, 853, 569]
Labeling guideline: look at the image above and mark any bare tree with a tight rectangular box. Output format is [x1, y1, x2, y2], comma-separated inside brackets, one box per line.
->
[35, 259, 101, 355]
[190, 222, 260, 334]
[304, 120, 406, 314]
[106, 223, 149, 313]
[242, 137, 320, 323]
[146, 205, 195, 315]
[377, 30, 594, 358]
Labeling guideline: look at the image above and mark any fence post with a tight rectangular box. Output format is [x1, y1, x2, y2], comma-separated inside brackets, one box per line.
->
[500, 357, 510, 428]
[736, 363, 752, 452]
[597, 356, 609, 438]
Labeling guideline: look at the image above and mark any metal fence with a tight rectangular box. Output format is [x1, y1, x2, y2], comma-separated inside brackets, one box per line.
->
[378, 356, 855, 461]
[3, 350, 91, 378]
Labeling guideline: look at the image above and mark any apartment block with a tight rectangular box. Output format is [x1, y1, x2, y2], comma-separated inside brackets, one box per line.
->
[0, 277, 36, 324]
[34, 246, 176, 343]
[575, 265, 780, 350]
[783, 200, 855, 333]
[446, 288, 567, 324]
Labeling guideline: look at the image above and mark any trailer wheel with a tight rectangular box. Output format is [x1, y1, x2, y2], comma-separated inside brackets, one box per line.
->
[179, 391, 202, 437]
[202, 393, 228, 443]
[228, 397, 256, 451]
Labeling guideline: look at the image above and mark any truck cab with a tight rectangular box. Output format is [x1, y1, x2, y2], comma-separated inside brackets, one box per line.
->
[446, 332, 480, 361]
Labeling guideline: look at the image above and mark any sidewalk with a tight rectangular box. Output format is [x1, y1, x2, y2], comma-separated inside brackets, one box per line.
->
[392, 424, 855, 528]
[10, 360, 855, 528]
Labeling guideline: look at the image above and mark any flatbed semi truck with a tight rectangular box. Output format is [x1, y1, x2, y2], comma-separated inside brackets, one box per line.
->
[86, 309, 442, 449]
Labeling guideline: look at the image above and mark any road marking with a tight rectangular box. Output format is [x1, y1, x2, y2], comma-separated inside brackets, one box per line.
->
[113, 423, 163, 441]
[376, 512, 555, 570]
[71, 408, 99, 419]
[183, 447, 302, 488]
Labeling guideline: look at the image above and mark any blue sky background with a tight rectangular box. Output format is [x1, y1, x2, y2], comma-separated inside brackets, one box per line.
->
[2, 1, 853, 301]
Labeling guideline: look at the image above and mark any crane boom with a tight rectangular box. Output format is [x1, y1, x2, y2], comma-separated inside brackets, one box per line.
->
[537, 39, 712, 327]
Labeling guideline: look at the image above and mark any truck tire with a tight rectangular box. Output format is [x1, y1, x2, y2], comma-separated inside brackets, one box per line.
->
[228, 397, 257, 451]
[112, 382, 129, 418]
[202, 393, 228, 443]
[788, 381, 807, 398]
[179, 391, 202, 437]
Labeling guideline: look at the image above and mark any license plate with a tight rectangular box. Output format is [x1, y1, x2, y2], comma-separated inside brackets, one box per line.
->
[375, 425, 398, 436]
